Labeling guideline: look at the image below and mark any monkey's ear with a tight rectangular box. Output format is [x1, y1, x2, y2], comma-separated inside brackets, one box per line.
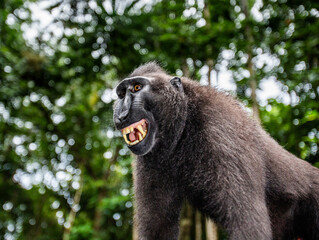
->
[170, 77, 183, 92]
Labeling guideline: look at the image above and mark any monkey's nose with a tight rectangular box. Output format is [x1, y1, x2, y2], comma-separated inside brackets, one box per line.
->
[118, 110, 129, 122]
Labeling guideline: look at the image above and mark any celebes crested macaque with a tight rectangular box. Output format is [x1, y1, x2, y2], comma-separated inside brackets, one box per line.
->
[113, 62, 319, 240]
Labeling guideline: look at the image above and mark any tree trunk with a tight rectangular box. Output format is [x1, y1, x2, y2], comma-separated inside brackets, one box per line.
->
[132, 219, 138, 240]
[207, 59, 214, 87]
[63, 177, 83, 240]
[239, 0, 260, 122]
[204, 1, 215, 88]
[179, 203, 193, 240]
[248, 63, 259, 121]
[182, 63, 190, 78]
[205, 218, 218, 240]
[195, 211, 202, 240]
[216, 70, 219, 86]
[203, 0, 211, 29]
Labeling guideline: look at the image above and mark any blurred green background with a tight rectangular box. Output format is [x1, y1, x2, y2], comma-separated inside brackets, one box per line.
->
[0, 0, 318, 239]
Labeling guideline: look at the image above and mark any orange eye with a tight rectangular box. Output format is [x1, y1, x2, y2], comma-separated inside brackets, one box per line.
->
[133, 84, 142, 92]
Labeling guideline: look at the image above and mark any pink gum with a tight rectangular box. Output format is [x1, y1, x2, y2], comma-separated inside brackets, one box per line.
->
[121, 119, 146, 132]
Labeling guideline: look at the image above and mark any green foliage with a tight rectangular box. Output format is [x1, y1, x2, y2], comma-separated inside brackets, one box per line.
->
[0, 0, 318, 239]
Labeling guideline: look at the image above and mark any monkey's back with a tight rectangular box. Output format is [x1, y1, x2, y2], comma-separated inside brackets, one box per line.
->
[180, 78, 319, 239]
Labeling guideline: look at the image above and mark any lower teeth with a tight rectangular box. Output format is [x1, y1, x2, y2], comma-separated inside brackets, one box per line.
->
[123, 130, 147, 146]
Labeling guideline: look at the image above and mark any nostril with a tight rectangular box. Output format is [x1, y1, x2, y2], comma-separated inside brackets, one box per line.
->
[119, 110, 129, 122]
[114, 118, 121, 125]
[118, 116, 127, 123]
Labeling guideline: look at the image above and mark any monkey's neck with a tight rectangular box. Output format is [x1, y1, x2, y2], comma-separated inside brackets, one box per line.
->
[140, 99, 203, 170]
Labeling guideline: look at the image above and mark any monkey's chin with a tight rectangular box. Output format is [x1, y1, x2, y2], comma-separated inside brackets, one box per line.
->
[128, 126, 156, 156]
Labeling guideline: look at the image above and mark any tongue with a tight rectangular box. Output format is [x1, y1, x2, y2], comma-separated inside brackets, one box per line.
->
[129, 131, 137, 142]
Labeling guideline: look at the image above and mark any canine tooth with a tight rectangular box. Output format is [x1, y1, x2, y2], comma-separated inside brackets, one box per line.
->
[130, 127, 134, 132]
[137, 125, 145, 135]
[123, 134, 130, 144]
[138, 132, 143, 141]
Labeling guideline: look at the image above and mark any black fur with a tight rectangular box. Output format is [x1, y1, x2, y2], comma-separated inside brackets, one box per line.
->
[114, 63, 319, 240]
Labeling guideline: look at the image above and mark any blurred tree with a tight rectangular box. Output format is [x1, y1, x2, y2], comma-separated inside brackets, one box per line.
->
[1, 0, 134, 239]
[259, 0, 319, 164]
[0, 0, 318, 239]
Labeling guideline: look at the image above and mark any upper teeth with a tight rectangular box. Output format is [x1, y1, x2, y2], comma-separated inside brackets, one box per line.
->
[121, 119, 148, 146]
[137, 125, 145, 135]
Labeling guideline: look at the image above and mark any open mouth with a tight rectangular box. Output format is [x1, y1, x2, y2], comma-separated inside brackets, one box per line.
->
[121, 119, 148, 146]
